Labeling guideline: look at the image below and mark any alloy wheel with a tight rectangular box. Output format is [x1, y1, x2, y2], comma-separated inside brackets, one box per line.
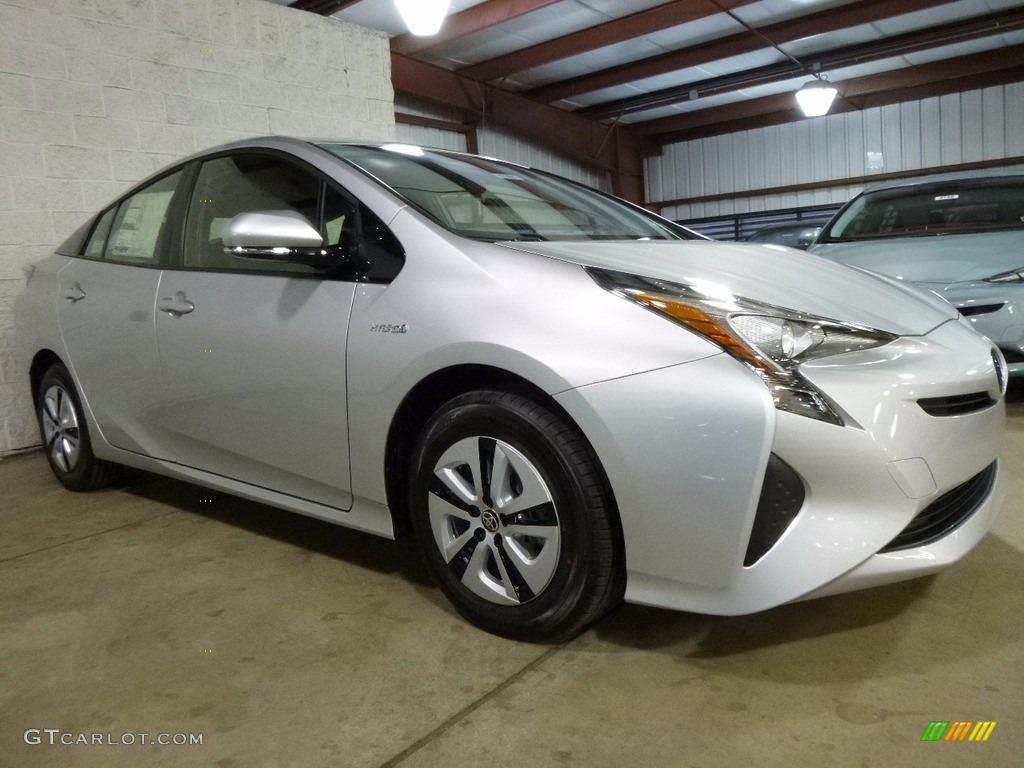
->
[41, 384, 81, 473]
[427, 436, 561, 606]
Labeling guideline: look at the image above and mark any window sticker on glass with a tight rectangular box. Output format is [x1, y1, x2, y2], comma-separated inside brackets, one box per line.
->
[108, 191, 175, 259]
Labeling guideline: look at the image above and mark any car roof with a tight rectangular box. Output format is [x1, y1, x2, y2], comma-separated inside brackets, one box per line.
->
[860, 165, 1024, 194]
[177, 136, 511, 165]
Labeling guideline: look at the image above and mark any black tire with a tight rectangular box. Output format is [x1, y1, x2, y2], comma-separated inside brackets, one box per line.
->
[409, 390, 624, 642]
[36, 362, 120, 491]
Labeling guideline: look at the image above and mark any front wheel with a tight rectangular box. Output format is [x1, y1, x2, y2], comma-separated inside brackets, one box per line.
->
[409, 390, 624, 642]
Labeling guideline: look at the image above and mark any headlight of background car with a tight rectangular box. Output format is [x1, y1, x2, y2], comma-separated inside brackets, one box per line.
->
[589, 268, 896, 426]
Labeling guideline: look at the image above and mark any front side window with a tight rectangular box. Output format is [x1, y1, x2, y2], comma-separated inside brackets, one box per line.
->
[823, 176, 1024, 241]
[184, 154, 335, 275]
[104, 170, 183, 263]
[322, 144, 694, 243]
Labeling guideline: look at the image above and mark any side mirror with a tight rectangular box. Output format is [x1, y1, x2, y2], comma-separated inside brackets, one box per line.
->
[222, 211, 345, 269]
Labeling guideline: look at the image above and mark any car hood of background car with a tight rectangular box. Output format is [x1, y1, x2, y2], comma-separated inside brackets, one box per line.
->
[497, 240, 956, 337]
[811, 230, 1023, 285]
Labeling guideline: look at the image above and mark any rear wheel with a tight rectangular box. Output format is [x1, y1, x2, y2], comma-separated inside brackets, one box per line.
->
[36, 363, 119, 491]
[409, 390, 624, 642]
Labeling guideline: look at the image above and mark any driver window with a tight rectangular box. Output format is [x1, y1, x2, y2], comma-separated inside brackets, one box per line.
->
[184, 154, 323, 275]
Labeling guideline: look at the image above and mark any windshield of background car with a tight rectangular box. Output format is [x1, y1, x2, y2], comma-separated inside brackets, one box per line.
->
[821, 176, 1024, 241]
[321, 144, 695, 242]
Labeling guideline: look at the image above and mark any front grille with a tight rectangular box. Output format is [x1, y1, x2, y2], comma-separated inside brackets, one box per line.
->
[918, 392, 996, 417]
[959, 303, 1005, 317]
[880, 461, 997, 552]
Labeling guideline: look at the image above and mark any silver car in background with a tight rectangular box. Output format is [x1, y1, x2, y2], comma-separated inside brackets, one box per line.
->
[22, 138, 1006, 641]
[811, 169, 1024, 373]
[743, 219, 829, 250]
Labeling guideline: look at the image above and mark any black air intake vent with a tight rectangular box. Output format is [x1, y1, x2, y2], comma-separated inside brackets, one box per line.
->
[744, 455, 805, 566]
[959, 303, 1005, 317]
[918, 392, 995, 417]
[880, 461, 997, 552]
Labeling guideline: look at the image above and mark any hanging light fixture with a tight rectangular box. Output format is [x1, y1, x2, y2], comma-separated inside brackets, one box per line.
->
[795, 76, 838, 118]
[394, 0, 450, 36]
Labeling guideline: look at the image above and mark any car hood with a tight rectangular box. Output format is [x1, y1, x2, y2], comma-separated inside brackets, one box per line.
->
[497, 240, 956, 336]
[810, 230, 1024, 284]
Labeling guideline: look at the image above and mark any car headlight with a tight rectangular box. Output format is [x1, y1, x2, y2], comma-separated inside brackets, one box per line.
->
[985, 267, 1024, 283]
[589, 268, 897, 426]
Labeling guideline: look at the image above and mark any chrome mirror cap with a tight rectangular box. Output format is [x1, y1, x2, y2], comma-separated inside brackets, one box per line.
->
[222, 210, 323, 258]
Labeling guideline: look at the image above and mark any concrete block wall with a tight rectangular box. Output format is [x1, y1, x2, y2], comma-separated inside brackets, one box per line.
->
[0, 0, 395, 454]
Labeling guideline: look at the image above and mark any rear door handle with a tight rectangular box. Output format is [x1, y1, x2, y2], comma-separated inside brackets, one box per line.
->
[63, 283, 86, 303]
[158, 291, 195, 318]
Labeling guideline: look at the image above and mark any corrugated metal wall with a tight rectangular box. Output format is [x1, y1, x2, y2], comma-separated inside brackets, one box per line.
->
[477, 124, 612, 190]
[393, 94, 469, 152]
[648, 82, 1024, 220]
[394, 95, 612, 191]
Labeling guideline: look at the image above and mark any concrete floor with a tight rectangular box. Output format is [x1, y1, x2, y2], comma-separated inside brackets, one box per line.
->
[2, 392, 1022, 768]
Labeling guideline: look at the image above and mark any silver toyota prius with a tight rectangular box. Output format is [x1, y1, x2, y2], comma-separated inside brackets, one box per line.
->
[22, 137, 1006, 641]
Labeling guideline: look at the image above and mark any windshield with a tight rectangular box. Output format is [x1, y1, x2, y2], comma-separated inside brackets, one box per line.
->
[822, 176, 1024, 241]
[320, 143, 695, 242]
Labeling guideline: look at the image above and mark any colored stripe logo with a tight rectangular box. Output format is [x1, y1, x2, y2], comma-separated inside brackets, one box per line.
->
[921, 721, 996, 742]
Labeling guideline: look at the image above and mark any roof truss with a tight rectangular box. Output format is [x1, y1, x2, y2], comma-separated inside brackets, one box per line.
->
[584, 5, 1024, 121]
[392, 0, 561, 56]
[635, 44, 1024, 147]
[457, 0, 754, 83]
[525, 0, 961, 105]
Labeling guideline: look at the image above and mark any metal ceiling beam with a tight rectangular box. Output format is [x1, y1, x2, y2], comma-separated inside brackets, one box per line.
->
[649, 66, 1024, 149]
[457, 0, 754, 83]
[392, 0, 561, 56]
[288, 0, 361, 15]
[390, 53, 649, 203]
[524, 0, 959, 105]
[633, 45, 1024, 146]
[581, 6, 1024, 120]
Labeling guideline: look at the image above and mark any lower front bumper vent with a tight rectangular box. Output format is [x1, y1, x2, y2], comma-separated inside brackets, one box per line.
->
[880, 461, 997, 553]
[744, 454, 805, 566]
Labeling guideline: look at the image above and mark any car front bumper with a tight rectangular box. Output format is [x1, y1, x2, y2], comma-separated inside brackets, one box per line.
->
[555, 317, 1005, 615]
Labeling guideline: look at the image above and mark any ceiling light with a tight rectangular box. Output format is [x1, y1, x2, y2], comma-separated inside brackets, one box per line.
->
[795, 79, 838, 118]
[394, 0, 450, 36]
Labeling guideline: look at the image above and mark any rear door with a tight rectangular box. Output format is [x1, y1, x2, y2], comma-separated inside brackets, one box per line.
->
[56, 169, 185, 457]
[150, 152, 357, 510]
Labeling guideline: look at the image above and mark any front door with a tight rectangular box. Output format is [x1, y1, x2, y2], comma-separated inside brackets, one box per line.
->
[151, 153, 357, 509]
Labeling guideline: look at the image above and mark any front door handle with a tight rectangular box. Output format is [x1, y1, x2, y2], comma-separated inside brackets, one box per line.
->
[158, 291, 195, 318]
[63, 282, 86, 303]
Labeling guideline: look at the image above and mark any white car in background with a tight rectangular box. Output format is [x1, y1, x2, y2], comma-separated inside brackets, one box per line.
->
[811, 168, 1024, 374]
[22, 138, 1007, 641]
